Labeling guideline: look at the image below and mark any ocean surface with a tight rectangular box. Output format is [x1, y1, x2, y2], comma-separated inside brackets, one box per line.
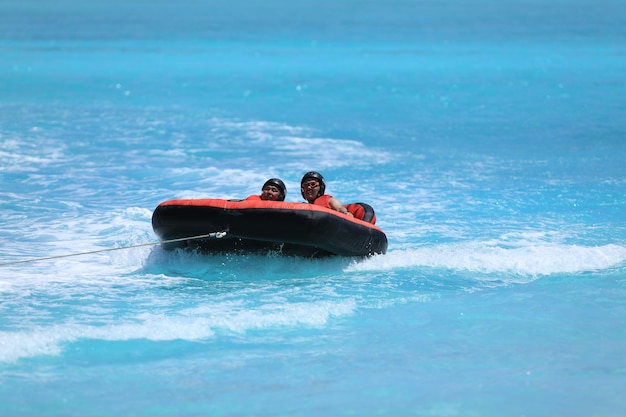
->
[1, 0, 626, 416]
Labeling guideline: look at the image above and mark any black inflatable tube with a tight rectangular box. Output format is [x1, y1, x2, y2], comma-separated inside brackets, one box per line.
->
[152, 199, 388, 257]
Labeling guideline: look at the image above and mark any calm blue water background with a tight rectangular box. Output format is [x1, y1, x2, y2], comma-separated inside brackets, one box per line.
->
[1, 1, 626, 416]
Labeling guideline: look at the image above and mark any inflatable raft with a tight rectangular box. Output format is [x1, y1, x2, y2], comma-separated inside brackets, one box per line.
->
[152, 198, 388, 257]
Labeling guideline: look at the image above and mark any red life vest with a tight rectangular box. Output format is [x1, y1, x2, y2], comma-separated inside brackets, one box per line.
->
[312, 194, 333, 209]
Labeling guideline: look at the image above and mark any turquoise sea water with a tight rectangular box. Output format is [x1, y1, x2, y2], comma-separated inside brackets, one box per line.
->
[2, 1, 626, 416]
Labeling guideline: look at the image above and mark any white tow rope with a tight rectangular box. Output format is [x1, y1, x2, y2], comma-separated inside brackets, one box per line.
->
[0, 232, 227, 267]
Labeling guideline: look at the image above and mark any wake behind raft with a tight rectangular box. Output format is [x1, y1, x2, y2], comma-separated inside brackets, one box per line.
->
[151, 198, 388, 257]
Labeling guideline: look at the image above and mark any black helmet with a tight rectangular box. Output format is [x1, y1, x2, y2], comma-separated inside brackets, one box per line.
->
[301, 171, 326, 198]
[262, 178, 286, 201]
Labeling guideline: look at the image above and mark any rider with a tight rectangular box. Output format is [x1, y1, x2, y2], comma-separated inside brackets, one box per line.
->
[300, 171, 352, 216]
[246, 178, 286, 201]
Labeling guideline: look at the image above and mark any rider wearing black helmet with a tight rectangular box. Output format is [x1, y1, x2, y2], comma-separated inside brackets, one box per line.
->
[300, 171, 352, 216]
[246, 178, 287, 201]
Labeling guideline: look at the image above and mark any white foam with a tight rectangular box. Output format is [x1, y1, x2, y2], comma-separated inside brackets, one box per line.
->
[0, 299, 356, 363]
[347, 241, 626, 277]
[0, 206, 157, 286]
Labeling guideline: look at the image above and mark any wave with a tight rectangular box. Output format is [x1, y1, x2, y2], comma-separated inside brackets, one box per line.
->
[0, 299, 356, 363]
[347, 241, 626, 277]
